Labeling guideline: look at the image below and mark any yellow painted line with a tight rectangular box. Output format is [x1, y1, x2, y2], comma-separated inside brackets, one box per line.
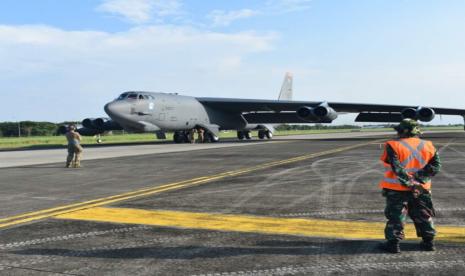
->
[55, 207, 465, 243]
[0, 140, 381, 229]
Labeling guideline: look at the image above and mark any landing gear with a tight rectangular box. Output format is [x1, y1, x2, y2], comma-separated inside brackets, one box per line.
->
[206, 132, 219, 143]
[258, 130, 273, 140]
[173, 131, 189, 143]
[244, 131, 252, 140]
[237, 131, 245, 140]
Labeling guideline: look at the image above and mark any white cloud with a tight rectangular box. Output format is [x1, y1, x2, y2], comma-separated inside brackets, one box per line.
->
[206, 1, 311, 27]
[208, 9, 260, 27]
[97, 0, 182, 24]
[266, 0, 312, 13]
[0, 24, 276, 121]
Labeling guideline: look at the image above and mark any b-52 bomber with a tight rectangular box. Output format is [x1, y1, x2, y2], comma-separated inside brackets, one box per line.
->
[69, 73, 465, 143]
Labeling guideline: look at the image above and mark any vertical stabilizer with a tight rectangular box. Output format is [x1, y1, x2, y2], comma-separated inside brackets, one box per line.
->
[278, 72, 293, 101]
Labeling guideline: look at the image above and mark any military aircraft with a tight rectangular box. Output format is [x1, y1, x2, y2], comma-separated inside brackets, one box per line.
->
[68, 73, 465, 143]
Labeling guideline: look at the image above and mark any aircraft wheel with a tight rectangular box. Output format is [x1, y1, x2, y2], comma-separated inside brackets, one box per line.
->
[173, 132, 184, 143]
[237, 131, 245, 140]
[265, 131, 273, 139]
[245, 131, 252, 140]
[258, 131, 266, 140]
[207, 132, 219, 143]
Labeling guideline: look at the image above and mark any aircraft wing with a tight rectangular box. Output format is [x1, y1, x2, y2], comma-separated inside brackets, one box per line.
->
[197, 97, 465, 123]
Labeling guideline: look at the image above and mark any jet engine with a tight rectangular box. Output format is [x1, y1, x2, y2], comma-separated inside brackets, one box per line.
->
[82, 118, 98, 129]
[297, 103, 338, 123]
[94, 118, 123, 131]
[82, 118, 122, 131]
[401, 107, 435, 122]
[56, 124, 102, 136]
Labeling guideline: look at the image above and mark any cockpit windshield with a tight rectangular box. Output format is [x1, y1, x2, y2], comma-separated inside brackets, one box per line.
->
[116, 93, 129, 100]
[116, 92, 155, 101]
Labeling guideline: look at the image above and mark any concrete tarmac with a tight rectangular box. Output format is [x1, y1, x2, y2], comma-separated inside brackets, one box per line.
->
[0, 132, 464, 275]
[0, 131, 395, 168]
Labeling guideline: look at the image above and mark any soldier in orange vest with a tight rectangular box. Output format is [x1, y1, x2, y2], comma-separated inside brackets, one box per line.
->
[379, 119, 441, 253]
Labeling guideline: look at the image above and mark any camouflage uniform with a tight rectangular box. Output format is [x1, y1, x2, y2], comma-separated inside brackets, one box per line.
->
[381, 119, 441, 252]
[383, 188, 436, 241]
[66, 128, 83, 168]
[189, 129, 196, 144]
[197, 127, 205, 143]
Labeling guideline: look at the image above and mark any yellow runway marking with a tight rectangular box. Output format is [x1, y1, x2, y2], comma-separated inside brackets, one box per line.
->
[0, 140, 380, 229]
[55, 207, 465, 243]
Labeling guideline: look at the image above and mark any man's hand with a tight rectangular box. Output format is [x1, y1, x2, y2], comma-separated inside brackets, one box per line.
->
[409, 178, 425, 198]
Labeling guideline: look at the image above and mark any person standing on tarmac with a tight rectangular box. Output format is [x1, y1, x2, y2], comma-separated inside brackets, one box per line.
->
[379, 119, 441, 253]
[65, 124, 83, 168]
[189, 128, 196, 144]
[197, 127, 205, 143]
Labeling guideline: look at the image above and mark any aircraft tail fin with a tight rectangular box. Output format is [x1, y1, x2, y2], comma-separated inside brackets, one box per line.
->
[278, 72, 293, 101]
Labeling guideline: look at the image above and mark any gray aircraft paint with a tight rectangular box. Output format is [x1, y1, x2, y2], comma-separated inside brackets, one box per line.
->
[77, 73, 465, 142]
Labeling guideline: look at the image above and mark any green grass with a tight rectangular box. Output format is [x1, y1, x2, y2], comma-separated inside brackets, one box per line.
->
[0, 126, 462, 150]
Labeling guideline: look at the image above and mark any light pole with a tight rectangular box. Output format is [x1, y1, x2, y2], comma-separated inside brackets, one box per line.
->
[18, 121, 21, 137]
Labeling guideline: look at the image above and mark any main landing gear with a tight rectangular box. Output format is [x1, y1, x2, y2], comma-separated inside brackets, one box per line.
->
[173, 131, 189, 143]
[237, 130, 272, 140]
[237, 131, 253, 140]
[258, 130, 273, 140]
[173, 130, 219, 143]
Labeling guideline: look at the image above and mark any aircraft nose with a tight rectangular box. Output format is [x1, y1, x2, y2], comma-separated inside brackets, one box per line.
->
[104, 101, 127, 117]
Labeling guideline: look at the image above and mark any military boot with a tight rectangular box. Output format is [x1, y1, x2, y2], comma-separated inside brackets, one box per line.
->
[420, 238, 435, 251]
[380, 240, 400, 254]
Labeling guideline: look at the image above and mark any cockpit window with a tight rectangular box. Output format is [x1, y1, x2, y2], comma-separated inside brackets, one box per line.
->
[116, 93, 129, 100]
[116, 92, 154, 101]
[127, 93, 138, 100]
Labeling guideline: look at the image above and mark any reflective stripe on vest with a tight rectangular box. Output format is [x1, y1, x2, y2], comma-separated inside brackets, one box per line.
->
[399, 140, 427, 167]
[379, 138, 434, 191]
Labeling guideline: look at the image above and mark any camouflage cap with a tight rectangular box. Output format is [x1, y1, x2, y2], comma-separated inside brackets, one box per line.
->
[394, 119, 422, 135]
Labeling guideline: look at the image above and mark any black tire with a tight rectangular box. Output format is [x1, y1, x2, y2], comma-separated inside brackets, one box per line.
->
[245, 131, 252, 140]
[258, 131, 266, 139]
[237, 131, 245, 140]
[207, 133, 219, 143]
[173, 132, 184, 143]
[265, 131, 273, 139]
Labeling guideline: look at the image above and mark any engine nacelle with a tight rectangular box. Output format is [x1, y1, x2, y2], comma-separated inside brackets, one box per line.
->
[417, 107, 435, 122]
[401, 107, 435, 122]
[82, 118, 122, 131]
[297, 103, 338, 123]
[82, 118, 98, 129]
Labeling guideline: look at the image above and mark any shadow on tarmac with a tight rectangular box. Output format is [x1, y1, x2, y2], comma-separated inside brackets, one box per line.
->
[12, 240, 440, 259]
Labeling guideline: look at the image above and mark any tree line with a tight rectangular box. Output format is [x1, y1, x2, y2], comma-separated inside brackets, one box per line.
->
[0, 121, 75, 137]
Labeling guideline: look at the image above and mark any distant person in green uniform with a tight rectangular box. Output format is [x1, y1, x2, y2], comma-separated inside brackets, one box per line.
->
[65, 124, 83, 168]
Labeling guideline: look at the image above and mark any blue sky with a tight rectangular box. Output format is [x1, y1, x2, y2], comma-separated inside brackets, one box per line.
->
[1, 0, 465, 124]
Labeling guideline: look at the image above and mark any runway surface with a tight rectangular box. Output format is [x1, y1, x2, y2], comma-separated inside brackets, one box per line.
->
[0, 131, 394, 168]
[0, 132, 464, 275]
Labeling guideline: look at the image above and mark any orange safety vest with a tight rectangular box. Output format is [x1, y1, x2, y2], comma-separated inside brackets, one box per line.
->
[379, 137, 436, 191]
